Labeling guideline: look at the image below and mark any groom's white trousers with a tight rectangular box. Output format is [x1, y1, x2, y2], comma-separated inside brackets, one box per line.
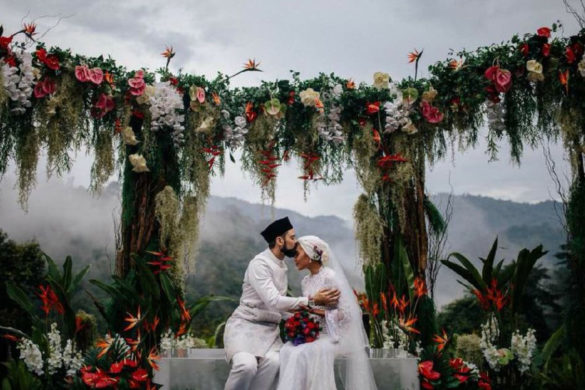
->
[224, 350, 280, 390]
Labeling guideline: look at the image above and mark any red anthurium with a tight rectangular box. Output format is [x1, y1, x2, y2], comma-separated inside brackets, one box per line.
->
[33, 78, 56, 99]
[520, 43, 529, 56]
[537, 27, 551, 38]
[421, 101, 444, 123]
[542, 43, 551, 57]
[366, 101, 380, 115]
[418, 360, 441, 381]
[109, 361, 124, 374]
[566, 46, 576, 64]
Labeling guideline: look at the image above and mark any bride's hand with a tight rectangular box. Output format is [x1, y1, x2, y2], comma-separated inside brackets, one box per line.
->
[313, 288, 340, 307]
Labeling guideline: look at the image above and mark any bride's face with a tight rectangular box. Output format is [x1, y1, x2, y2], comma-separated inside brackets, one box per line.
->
[293, 246, 311, 270]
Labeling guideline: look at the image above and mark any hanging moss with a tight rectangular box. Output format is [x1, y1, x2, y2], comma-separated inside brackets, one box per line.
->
[353, 194, 384, 265]
[15, 123, 39, 210]
[352, 122, 379, 195]
[90, 128, 115, 193]
[177, 195, 200, 274]
[154, 185, 180, 251]
[0, 70, 6, 119]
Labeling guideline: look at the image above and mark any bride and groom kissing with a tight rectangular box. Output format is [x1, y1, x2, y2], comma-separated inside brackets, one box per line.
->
[223, 217, 377, 390]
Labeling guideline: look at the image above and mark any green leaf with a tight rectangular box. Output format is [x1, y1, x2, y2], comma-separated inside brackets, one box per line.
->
[5, 282, 36, 319]
[89, 279, 120, 298]
[395, 236, 415, 303]
[159, 273, 175, 304]
[62, 256, 73, 290]
[445, 252, 486, 291]
[482, 237, 498, 283]
[542, 324, 565, 367]
[70, 265, 90, 294]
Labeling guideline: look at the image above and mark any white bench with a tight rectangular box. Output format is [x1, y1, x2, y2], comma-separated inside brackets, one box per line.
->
[154, 348, 420, 389]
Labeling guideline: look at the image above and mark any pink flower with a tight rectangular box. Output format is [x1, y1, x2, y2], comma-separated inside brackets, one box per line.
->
[89, 68, 104, 85]
[494, 68, 512, 93]
[75, 65, 91, 82]
[196, 87, 205, 104]
[92, 93, 115, 118]
[421, 101, 444, 124]
[128, 70, 146, 96]
[33, 78, 56, 98]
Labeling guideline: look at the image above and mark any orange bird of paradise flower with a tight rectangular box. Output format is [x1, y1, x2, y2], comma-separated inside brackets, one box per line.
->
[23, 23, 37, 38]
[399, 316, 421, 334]
[96, 334, 113, 359]
[433, 328, 449, 352]
[559, 70, 569, 93]
[124, 306, 142, 332]
[147, 347, 160, 371]
[414, 277, 428, 298]
[161, 46, 175, 59]
[346, 79, 356, 89]
[244, 59, 261, 71]
[408, 49, 423, 63]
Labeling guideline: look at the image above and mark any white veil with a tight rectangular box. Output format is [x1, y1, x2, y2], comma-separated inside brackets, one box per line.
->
[297, 236, 377, 390]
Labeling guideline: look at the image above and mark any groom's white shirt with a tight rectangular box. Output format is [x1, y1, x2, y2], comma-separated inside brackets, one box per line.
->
[224, 248, 308, 362]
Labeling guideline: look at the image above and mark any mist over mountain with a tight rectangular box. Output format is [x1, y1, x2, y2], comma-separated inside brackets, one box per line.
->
[0, 177, 565, 323]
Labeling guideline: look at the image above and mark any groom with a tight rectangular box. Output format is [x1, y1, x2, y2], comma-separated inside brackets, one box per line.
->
[223, 217, 340, 390]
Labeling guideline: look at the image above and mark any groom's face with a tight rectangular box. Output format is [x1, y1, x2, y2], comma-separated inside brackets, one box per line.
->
[278, 229, 297, 258]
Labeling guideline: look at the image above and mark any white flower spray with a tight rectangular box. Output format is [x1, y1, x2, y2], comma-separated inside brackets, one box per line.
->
[511, 328, 537, 374]
[1, 51, 36, 114]
[17, 338, 44, 376]
[150, 81, 185, 147]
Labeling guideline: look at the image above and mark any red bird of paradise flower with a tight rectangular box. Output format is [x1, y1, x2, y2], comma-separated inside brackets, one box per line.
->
[147, 347, 160, 371]
[146, 250, 174, 274]
[433, 328, 449, 353]
[379, 292, 388, 312]
[38, 284, 64, 316]
[559, 70, 569, 93]
[23, 23, 37, 38]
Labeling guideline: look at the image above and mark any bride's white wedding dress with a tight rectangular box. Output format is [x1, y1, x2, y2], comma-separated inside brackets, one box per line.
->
[277, 237, 377, 390]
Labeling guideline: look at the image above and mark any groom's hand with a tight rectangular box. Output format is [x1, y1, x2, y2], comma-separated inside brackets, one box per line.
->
[313, 288, 341, 307]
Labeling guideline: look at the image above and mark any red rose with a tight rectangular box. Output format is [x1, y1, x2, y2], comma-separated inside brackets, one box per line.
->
[566, 47, 576, 64]
[3, 55, 16, 67]
[542, 43, 551, 57]
[537, 27, 551, 38]
[35, 48, 47, 62]
[366, 101, 380, 115]
[520, 43, 529, 56]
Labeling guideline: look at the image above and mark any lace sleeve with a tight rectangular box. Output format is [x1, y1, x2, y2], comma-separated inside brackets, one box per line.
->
[323, 269, 352, 342]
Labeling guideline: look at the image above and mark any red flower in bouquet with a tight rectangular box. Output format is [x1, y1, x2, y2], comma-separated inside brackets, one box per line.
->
[366, 101, 380, 115]
[38, 284, 64, 315]
[33, 78, 56, 99]
[542, 43, 551, 57]
[537, 27, 551, 38]
[92, 93, 115, 118]
[0, 35, 12, 51]
[245, 101, 257, 122]
[418, 360, 441, 389]
[485, 65, 512, 93]
[284, 310, 321, 345]
[559, 69, 570, 93]
[478, 371, 492, 390]
[109, 361, 124, 374]
[421, 101, 444, 123]
[413, 277, 427, 298]
[35, 48, 60, 70]
[449, 358, 471, 383]
[128, 70, 146, 96]
[566, 46, 577, 64]
[520, 43, 529, 57]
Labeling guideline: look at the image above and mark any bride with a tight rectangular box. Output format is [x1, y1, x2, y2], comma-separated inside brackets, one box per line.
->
[278, 236, 377, 390]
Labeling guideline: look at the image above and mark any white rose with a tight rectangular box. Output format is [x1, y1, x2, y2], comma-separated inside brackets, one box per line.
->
[332, 84, 343, 98]
[299, 88, 320, 107]
[129, 154, 150, 173]
[122, 126, 139, 145]
[234, 116, 247, 127]
[373, 72, 391, 90]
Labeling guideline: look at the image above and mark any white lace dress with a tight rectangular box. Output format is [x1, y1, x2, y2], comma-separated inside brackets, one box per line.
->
[278, 266, 350, 390]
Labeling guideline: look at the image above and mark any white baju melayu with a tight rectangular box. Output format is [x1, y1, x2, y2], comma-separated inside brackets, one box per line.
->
[223, 248, 309, 390]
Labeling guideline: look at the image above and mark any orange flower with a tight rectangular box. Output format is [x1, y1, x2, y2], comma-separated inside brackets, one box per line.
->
[211, 92, 221, 105]
[96, 334, 113, 359]
[390, 290, 400, 310]
[559, 70, 569, 93]
[449, 58, 465, 71]
[38, 284, 64, 316]
[379, 292, 388, 312]
[433, 328, 449, 352]
[23, 23, 37, 38]
[315, 98, 324, 110]
[346, 79, 356, 89]
[245, 102, 257, 122]
[413, 277, 428, 298]
[105, 72, 115, 86]
[408, 49, 422, 63]
[147, 347, 160, 371]
[398, 295, 409, 314]
[124, 306, 142, 332]
[372, 302, 380, 317]
[244, 59, 261, 71]
[177, 297, 191, 322]
[399, 315, 421, 334]
[161, 46, 175, 59]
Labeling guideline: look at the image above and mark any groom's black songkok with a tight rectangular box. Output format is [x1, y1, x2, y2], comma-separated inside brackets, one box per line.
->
[260, 217, 293, 243]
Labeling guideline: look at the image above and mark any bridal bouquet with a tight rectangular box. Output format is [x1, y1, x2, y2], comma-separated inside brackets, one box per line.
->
[283, 311, 321, 346]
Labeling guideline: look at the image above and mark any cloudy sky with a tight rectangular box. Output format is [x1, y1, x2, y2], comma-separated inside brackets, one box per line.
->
[0, 0, 580, 220]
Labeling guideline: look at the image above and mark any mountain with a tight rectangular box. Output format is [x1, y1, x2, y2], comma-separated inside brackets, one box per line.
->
[0, 177, 565, 333]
